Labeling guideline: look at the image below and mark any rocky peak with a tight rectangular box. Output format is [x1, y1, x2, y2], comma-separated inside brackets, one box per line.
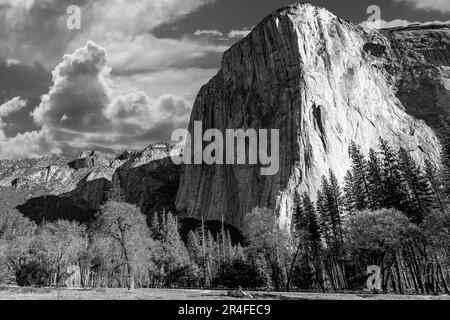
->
[69, 150, 117, 170]
[176, 3, 447, 229]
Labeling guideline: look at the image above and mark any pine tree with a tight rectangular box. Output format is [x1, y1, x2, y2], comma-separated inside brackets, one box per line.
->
[234, 243, 245, 261]
[424, 159, 445, 211]
[186, 230, 201, 263]
[106, 174, 125, 202]
[302, 192, 324, 290]
[161, 211, 189, 275]
[324, 170, 345, 242]
[292, 190, 306, 232]
[199, 216, 208, 286]
[343, 170, 357, 214]
[302, 193, 322, 246]
[319, 177, 334, 239]
[149, 211, 162, 240]
[317, 173, 347, 290]
[224, 230, 234, 261]
[397, 147, 433, 223]
[316, 190, 332, 246]
[348, 142, 373, 210]
[438, 117, 450, 200]
[206, 231, 217, 284]
[378, 138, 406, 211]
[366, 148, 384, 209]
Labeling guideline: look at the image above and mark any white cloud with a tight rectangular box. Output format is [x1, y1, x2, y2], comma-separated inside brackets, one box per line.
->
[228, 28, 252, 38]
[0, 129, 60, 160]
[0, 97, 59, 159]
[361, 18, 450, 29]
[32, 41, 111, 132]
[0, 97, 27, 118]
[86, 0, 215, 37]
[0, 0, 226, 158]
[103, 34, 226, 75]
[0, 41, 194, 159]
[66, 0, 222, 74]
[194, 29, 224, 37]
[394, 0, 450, 13]
[104, 91, 190, 130]
[115, 67, 219, 101]
[0, 0, 35, 9]
[0, 0, 219, 68]
[5, 58, 21, 67]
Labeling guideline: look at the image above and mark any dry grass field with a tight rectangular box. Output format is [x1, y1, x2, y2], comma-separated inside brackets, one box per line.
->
[0, 286, 449, 300]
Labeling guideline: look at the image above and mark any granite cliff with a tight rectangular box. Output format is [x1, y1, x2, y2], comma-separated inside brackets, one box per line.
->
[175, 3, 449, 229]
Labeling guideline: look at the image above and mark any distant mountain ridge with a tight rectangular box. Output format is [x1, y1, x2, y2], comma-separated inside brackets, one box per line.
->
[0, 143, 179, 223]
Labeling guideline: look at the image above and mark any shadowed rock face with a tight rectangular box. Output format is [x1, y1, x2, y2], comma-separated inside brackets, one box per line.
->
[175, 4, 448, 230]
[381, 26, 450, 126]
[115, 144, 181, 217]
[0, 144, 179, 223]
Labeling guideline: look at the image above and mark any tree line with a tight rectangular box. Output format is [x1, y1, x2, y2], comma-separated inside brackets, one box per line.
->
[285, 137, 450, 293]
[0, 184, 252, 290]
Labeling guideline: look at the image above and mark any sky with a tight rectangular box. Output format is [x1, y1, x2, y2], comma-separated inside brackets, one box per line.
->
[0, 0, 449, 159]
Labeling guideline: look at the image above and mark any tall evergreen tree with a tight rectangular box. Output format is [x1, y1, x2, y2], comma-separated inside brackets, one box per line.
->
[366, 148, 384, 209]
[438, 117, 450, 200]
[378, 138, 406, 211]
[302, 193, 322, 246]
[348, 142, 373, 210]
[186, 230, 202, 265]
[322, 170, 345, 242]
[224, 230, 234, 261]
[160, 212, 190, 285]
[397, 147, 433, 223]
[317, 173, 347, 290]
[424, 159, 445, 211]
[316, 190, 332, 247]
[149, 211, 162, 240]
[292, 190, 306, 232]
[343, 170, 357, 214]
[106, 174, 125, 202]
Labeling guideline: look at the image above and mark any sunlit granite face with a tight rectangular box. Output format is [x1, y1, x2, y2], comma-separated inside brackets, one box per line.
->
[176, 3, 447, 230]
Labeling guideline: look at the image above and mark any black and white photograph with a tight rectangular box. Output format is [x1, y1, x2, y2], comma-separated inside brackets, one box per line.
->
[1, 0, 450, 310]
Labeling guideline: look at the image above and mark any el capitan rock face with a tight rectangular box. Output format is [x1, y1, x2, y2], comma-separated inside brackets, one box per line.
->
[175, 3, 449, 229]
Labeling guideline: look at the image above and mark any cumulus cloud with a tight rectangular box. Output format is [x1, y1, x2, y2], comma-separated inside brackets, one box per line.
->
[0, 97, 59, 158]
[0, 0, 225, 158]
[32, 41, 111, 132]
[0, 41, 193, 159]
[0, 129, 60, 160]
[394, 0, 450, 13]
[107, 92, 190, 125]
